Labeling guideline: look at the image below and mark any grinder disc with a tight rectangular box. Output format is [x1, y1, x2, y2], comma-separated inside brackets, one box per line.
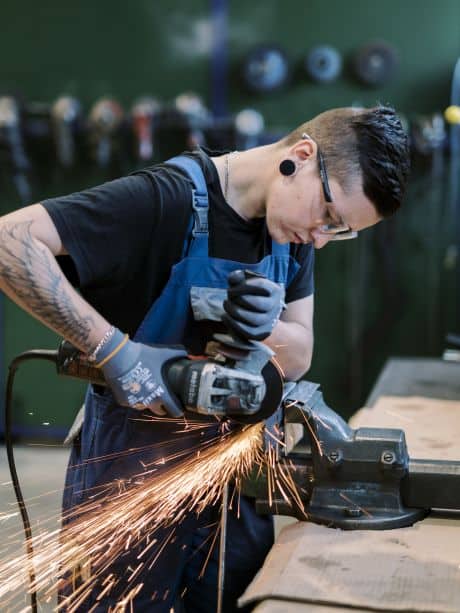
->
[353, 40, 398, 86]
[305, 45, 342, 83]
[232, 360, 284, 424]
[241, 45, 290, 94]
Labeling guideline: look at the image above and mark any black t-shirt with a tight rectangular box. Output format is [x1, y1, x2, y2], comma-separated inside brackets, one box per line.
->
[42, 148, 314, 337]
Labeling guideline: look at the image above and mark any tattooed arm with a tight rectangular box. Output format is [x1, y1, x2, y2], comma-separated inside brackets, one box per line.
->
[0, 204, 111, 352]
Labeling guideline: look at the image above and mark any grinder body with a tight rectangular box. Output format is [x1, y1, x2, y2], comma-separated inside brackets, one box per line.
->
[56, 339, 282, 420]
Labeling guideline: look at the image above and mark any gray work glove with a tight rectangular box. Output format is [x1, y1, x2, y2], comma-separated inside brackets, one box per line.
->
[223, 270, 286, 341]
[97, 328, 187, 417]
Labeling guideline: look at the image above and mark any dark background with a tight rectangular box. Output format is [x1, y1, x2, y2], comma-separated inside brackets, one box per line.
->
[1, 0, 459, 437]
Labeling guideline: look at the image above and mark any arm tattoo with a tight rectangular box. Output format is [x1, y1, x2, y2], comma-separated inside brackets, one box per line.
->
[0, 221, 95, 349]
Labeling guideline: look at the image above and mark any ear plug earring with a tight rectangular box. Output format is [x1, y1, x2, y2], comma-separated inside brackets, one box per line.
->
[279, 159, 296, 176]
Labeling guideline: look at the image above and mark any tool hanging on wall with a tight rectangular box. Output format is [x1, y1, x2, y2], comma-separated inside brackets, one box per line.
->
[353, 40, 399, 87]
[411, 113, 446, 156]
[131, 96, 160, 162]
[241, 44, 291, 94]
[0, 92, 269, 177]
[174, 91, 210, 148]
[87, 97, 124, 168]
[234, 108, 265, 150]
[304, 45, 342, 83]
[153, 107, 196, 160]
[50, 96, 82, 168]
[0, 96, 32, 203]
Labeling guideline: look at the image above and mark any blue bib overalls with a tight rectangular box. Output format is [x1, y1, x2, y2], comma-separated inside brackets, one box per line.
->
[61, 156, 300, 612]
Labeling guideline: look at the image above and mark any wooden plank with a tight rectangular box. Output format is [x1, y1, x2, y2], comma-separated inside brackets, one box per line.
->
[253, 601, 373, 613]
[241, 519, 460, 612]
[351, 395, 460, 460]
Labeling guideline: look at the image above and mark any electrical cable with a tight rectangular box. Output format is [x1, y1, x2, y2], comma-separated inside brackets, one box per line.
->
[4, 349, 58, 613]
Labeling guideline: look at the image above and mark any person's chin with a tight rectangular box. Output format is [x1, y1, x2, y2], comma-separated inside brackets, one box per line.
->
[293, 231, 312, 245]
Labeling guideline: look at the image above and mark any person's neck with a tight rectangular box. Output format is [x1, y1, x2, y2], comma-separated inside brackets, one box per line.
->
[211, 144, 276, 220]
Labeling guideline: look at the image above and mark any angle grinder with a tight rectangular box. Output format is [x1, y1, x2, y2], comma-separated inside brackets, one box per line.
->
[55, 332, 284, 423]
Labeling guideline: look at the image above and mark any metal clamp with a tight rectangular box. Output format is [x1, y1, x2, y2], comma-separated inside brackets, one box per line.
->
[191, 189, 209, 236]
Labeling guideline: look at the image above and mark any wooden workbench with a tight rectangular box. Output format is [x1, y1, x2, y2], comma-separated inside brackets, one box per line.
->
[240, 358, 460, 612]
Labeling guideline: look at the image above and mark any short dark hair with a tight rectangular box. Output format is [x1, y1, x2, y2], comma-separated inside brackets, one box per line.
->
[282, 106, 410, 218]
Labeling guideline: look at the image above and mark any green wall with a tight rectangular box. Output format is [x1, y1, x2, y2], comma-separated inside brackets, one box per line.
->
[1, 0, 460, 437]
[228, 0, 460, 126]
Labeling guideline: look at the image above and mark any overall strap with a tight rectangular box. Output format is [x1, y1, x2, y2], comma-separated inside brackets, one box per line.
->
[271, 239, 290, 257]
[165, 155, 209, 256]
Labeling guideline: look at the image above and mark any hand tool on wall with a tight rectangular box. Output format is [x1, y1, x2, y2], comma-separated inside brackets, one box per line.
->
[411, 113, 446, 156]
[0, 96, 31, 203]
[50, 96, 82, 168]
[235, 108, 265, 150]
[174, 91, 210, 148]
[87, 97, 124, 167]
[131, 96, 160, 162]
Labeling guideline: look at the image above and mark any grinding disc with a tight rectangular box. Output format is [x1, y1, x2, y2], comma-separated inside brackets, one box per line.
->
[305, 45, 342, 83]
[241, 45, 290, 94]
[353, 40, 398, 86]
[231, 360, 284, 424]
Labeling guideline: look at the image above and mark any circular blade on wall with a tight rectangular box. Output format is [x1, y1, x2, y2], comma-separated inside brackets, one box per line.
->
[241, 45, 291, 94]
[353, 40, 399, 87]
[305, 45, 343, 83]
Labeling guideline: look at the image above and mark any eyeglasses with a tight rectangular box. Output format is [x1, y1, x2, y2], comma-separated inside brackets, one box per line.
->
[316, 145, 358, 241]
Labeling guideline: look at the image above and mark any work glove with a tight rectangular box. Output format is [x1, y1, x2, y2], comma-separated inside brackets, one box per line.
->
[96, 328, 187, 417]
[222, 270, 286, 341]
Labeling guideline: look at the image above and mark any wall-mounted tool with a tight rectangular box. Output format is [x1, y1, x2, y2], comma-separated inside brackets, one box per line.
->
[131, 96, 160, 162]
[353, 40, 399, 87]
[411, 113, 446, 155]
[50, 96, 82, 168]
[241, 45, 290, 94]
[246, 381, 460, 529]
[174, 91, 210, 148]
[304, 45, 342, 83]
[0, 96, 31, 203]
[87, 97, 124, 167]
[234, 108, 265, 150]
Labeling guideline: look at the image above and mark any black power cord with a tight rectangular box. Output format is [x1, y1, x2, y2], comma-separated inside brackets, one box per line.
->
[4, 349, 59, 613]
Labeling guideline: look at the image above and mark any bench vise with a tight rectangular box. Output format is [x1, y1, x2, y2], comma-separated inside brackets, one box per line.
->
[246, 381, 460, 530]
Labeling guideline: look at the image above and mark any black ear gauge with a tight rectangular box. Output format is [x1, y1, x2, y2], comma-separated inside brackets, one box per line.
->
[279, 159, 296, 176]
